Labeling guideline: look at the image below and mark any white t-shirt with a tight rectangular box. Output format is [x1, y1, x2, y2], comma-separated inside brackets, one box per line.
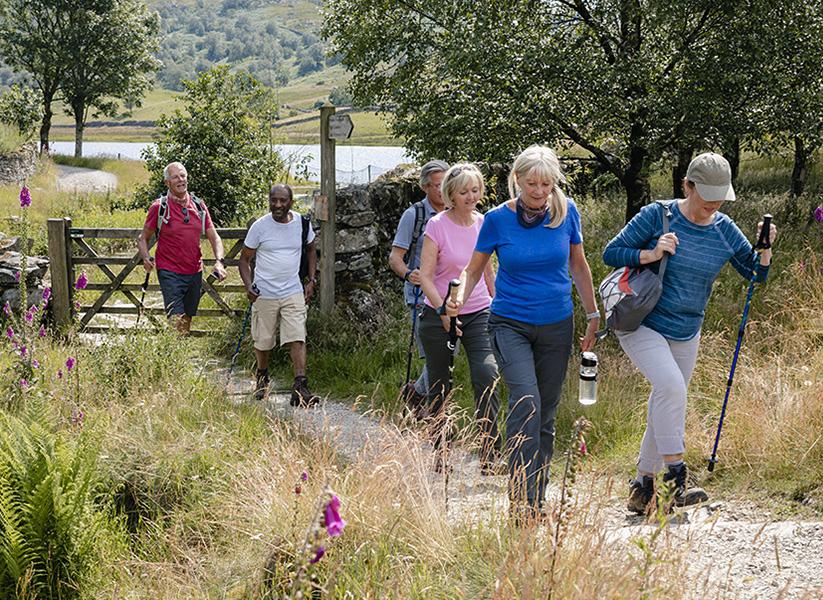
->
[244, 210, 315, 299]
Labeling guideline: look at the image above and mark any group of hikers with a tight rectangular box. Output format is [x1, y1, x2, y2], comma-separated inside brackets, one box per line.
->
[137, 146, 776, 520]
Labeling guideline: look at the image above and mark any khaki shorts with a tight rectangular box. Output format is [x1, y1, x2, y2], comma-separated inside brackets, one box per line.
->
[251, 293, 307, 350]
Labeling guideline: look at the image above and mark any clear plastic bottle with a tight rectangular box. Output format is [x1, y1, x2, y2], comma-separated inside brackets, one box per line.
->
[579, 352, 598, 405]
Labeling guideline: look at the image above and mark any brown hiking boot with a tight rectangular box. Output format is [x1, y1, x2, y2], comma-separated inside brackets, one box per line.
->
[627, 475, 655, 515]
[254, 368, 270, 401]
[291, 376, 320, 407]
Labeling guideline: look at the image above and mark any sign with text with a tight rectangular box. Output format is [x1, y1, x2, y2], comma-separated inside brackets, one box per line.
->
[328, 113, 354, 140]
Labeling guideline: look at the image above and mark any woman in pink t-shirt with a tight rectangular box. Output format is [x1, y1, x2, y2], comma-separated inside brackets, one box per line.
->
[418, 163, 502, 475]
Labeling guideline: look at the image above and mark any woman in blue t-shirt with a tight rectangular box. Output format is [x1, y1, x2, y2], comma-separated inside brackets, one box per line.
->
[449, 145, 600, 519]
[603, 152, 776, 515]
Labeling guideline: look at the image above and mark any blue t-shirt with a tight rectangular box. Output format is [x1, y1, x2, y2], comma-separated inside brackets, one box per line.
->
[602, 201, 769, 340]
[475, 200, 583, 325]
[392, 196, 438, 305]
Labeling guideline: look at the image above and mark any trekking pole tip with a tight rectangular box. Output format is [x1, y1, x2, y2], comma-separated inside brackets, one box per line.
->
[707, 457, 717, 472]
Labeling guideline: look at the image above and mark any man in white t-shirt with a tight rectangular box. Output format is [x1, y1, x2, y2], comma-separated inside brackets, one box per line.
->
[239, 184, 320, 406]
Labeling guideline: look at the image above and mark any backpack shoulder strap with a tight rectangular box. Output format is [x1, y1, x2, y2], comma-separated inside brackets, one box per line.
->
[301, 214, 310, 247]
[403, 201, 427, 267]
[156, 194, 169, 234]
[190, 194, 207, 236]
[655, 200, 673, 278]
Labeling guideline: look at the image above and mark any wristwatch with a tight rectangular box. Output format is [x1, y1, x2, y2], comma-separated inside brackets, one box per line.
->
[306, 277, 317, 284]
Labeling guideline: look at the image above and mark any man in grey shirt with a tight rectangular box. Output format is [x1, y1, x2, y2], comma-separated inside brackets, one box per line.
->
[388, 160, 449, 411]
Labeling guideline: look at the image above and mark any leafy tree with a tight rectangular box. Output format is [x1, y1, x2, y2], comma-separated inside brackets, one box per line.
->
[0, 84, 42, 141]
[141, 66, 286, 225]
[0, 0, 69, 153]
[323, 0, 808, 219]
[60, 0, 161, 157]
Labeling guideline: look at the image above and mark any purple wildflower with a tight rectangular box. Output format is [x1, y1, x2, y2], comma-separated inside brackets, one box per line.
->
[14, 271, 20, 283]
[74, 272, 88, 290]
[815, 206, 823, 223]
[2, 302, 10, 317]
[24, 310, 33, 323]
[66, 356, 76, 372]
[301, 471, 308, 482]
[71, 410, 85, 427]
[19, 346, 27, 357]
[579, 440, 588, 456]
[309, 546, 325, 564]
[19, 379, 28, 390]
[32, 359, 39, 369]
[5, 326, 13, 339]
[74, 301, 81, 311]
[57, 369, 63, 380]
[323, 495, 346, 538]
[38, 325, 46, 338]
[42, 287, 51, 302]
[19, 186, 31, 208]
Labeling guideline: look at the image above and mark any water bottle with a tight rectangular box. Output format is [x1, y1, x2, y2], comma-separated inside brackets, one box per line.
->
[579, 352, 598, 406]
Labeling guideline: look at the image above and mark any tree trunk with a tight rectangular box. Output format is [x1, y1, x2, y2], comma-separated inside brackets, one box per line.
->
[39, 92, 54, 155]
[791, 135, 809, 198]
[723, 137, 740, 183]
[73, 104, 84, 158]
[622, 143, 650, 222]
[671, 146, 693, 198]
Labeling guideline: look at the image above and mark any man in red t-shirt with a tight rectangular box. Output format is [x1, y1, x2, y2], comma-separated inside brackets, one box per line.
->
[137, 162, 227, 334]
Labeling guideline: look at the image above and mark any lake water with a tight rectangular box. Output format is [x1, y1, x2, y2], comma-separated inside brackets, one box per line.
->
[51, 141, 412, 185]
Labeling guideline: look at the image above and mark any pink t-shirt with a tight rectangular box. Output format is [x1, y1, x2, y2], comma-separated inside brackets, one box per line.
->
[144, 194, 214, 275]
[423, 210, 492, 314]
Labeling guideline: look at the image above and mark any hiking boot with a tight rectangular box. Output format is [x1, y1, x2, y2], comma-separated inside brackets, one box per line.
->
[627, 475, 655, 515]
[401, 383, 428, 420]
[254, 368, 270, 401]
[291, 376, 321, 407]
[661, 463, 709, 509]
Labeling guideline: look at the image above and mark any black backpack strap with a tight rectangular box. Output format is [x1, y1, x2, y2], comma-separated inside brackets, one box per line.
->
[655, 200, 673, 279]
[403, 201, 426, 267]
[301, 214, 310, 246]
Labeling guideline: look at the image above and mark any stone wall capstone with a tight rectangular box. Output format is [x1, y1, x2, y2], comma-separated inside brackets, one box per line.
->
[0, 142, 37, 186]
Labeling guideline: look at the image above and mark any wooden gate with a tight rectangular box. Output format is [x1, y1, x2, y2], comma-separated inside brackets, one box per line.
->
[47, 218, 249, 335]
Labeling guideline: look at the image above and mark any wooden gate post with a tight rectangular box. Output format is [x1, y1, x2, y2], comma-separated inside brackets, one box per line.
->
[47, 217, 72, 329]
[319, 104, 336, 314]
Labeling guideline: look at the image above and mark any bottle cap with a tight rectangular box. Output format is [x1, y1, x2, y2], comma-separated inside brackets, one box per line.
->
[581, 351, 598, 367]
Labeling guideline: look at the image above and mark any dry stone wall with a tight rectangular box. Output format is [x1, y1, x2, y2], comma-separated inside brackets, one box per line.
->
[0, 142, 37, 186]
[0, 233, 49, 311]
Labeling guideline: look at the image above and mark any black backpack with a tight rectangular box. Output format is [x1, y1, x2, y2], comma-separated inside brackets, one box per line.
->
[298, 214, 311, 281]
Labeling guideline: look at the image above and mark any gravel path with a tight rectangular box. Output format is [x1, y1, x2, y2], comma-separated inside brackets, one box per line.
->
[56, 164, 118, 193]
[220, 370, 823, 599]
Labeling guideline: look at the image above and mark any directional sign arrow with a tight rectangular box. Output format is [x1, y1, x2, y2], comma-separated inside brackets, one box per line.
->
[328, 113, 354, 140]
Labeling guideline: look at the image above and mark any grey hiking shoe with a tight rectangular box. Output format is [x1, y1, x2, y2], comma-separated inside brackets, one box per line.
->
[291, 376, 321, 407]
[662, 463, 709, 509]
[627, 475, 655, 514]
[254, 368, 269, 401]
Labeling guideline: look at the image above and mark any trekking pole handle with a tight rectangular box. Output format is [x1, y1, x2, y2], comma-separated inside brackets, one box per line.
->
[447, 278, 461, 304]
[141, 272, 150, 293]
[755, 214, 772, 250]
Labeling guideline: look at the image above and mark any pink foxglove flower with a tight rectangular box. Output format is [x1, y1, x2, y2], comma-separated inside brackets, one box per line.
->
[5, 326, 14, 339]
[309, 546, 325, 564]
[19, 379, 28, 390]
[66, 356, 76, 372]
[19, 186, 31, 208]
[323, 495, 346, 538]
[815, 206, 823, 223]
[32, 359, 39, 369]
[14, 271, 20, 283]
[2, 302, 10, 317]
[57, 369, 63, 380]
[38, 325, 46, 338]
[74, 272, 88, 290]
[42, 287, 51, 302]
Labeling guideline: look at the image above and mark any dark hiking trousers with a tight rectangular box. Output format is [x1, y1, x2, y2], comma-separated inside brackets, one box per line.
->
[488, 313, 573, 509]
[418, 307, 502, 462]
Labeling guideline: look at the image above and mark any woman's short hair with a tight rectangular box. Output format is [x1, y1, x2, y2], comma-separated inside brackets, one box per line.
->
[440, 163, 485, 208]
[508, 145, 568, 228]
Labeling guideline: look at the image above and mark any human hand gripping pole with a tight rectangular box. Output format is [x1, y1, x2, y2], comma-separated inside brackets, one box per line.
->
[707, 214, 772, 472]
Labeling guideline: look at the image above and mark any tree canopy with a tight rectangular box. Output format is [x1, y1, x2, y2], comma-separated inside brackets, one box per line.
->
[140, 66, 286, 225]
[323, 0, 823, 219]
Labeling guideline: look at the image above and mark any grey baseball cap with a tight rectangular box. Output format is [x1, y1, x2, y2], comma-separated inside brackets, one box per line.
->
[686, 152, 736, 201]
[419, 160, 449, 186]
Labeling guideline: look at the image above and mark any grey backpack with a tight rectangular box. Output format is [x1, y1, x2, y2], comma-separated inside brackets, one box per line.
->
[597, 201, 673, 337]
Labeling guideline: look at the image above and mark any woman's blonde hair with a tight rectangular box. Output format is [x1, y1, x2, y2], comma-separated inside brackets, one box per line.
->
[441, 163, 485, 208]
[508, 145, 568, 228]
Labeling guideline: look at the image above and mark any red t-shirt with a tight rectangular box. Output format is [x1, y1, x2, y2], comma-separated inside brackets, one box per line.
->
[144, 194, 214, 275]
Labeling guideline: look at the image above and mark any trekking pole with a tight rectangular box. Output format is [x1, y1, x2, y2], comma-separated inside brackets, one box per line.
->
[135, 272, 150, 326]
[444, 279, 461, 395]
[403, 286, 422, 388]
[707, 214, 772, 472]
[439, 278, 461, 502]
[226, 302, 253, 389]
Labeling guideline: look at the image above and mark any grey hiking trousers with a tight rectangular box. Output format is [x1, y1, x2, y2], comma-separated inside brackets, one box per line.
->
[418, 306, 502, 463]
[488, 313, 574, 509]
